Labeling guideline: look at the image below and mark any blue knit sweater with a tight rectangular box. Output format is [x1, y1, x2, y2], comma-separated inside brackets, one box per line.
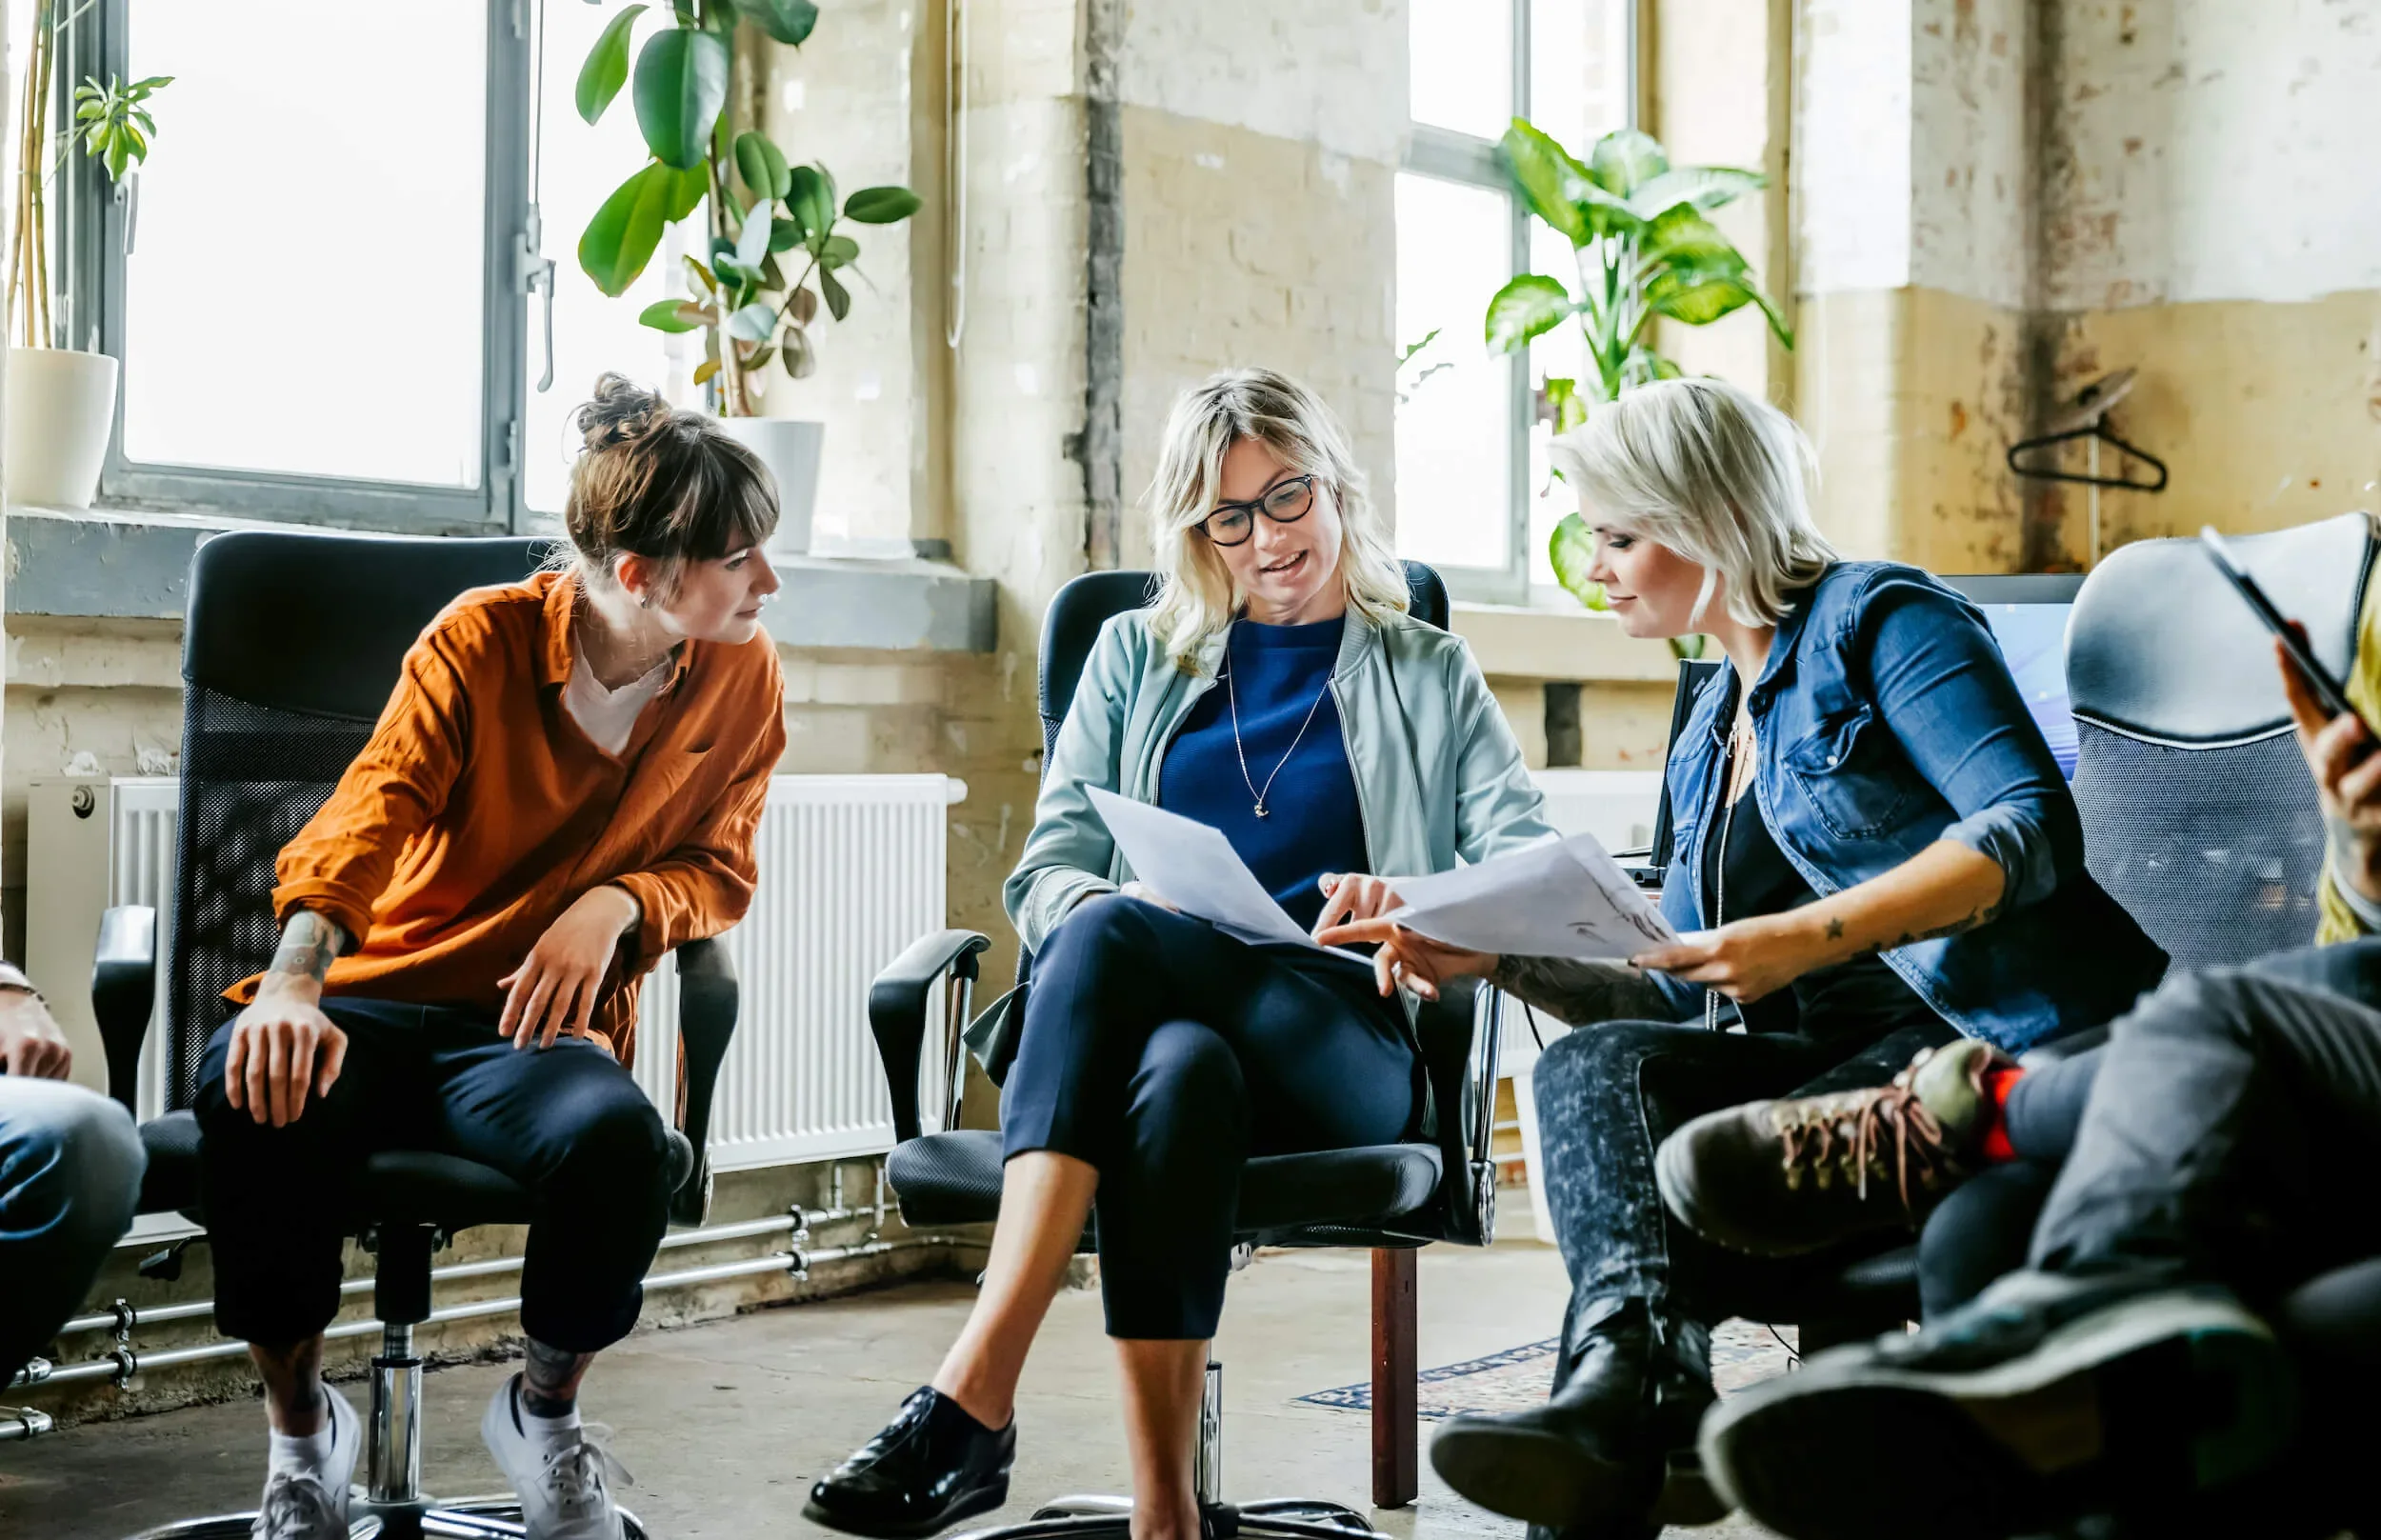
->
[1157, 617, 1370, 933]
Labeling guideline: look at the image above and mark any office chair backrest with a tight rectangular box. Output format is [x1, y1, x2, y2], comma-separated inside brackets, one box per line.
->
[163, 530, 550, 1108]
[2068, 511, 2375, 970]
[1034, 562, 1453, 762]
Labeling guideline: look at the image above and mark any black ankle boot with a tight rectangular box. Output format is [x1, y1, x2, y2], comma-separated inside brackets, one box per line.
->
[805, 1387, 1016, 1538]
[1430, 1296, 1719, 1534]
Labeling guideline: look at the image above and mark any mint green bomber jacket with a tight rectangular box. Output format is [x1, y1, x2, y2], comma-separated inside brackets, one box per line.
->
[1003, 605, 1559, 954]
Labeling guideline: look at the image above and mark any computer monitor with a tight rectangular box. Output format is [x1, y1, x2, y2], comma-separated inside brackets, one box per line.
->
[1942, 573, 2087, 779]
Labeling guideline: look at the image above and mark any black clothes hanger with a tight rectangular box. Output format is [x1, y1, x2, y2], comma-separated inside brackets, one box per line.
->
[2007, 368, 2171, 493]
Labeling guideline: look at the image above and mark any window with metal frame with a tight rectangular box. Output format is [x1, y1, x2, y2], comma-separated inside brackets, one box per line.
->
[54, 1, 533, 533]
[1395, 0, 1633, 605]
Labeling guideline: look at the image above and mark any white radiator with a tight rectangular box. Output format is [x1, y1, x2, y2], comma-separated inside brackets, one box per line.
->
[24, 774, 963, 1168]
[634, 773, 963, 1169]
[26, 777, 180, 1110]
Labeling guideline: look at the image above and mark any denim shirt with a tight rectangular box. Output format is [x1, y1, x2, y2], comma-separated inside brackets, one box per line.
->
[1655, 562, 2167, 1051]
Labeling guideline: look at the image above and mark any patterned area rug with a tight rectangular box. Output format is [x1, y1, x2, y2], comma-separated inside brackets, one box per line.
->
[1293, 1320, 1798, 1419]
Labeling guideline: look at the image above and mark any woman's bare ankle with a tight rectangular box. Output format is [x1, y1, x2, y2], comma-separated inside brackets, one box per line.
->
[1127, 1493, 1201, 1540]
[928, 1367, 1012, 1431]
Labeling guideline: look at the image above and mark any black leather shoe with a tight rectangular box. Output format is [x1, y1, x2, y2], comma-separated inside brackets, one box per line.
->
[1702, 1270, 2297, 1540]
[805, 1387, 1015, 1538]
[1431, 1296, 1719, 1533]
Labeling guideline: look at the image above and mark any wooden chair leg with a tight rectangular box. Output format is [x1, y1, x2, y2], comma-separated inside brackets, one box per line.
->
[1371, 1247, 1419, 1509]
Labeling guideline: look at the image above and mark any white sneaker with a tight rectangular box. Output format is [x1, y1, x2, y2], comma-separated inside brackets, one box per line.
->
[479, 1373, 634, 1540]
[251, 1384, 358, 1539]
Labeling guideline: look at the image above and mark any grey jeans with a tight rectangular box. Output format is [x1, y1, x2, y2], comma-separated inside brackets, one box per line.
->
[2028, 940, 2381, 1296]
[0, 1078, 144, 1383]
[1532, 1016, 1953, 1350]
[1917, 939, 2381, 1312]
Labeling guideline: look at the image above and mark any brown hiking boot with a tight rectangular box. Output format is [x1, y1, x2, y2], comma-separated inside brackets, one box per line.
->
[1653, 1038, 2014, 1258]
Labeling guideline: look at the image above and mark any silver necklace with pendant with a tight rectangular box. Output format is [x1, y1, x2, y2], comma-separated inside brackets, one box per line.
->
[1223, 658, 1335, 819]
[1706, 710, 1756, 1031]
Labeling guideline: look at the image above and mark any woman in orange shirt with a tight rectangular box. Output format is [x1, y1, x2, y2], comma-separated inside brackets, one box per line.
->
[194, 375, 787, 1540]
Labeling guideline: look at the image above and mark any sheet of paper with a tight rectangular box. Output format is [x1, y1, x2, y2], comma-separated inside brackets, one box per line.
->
[1386, 833, 1678, 961]
[1085, 787, 1315, 949]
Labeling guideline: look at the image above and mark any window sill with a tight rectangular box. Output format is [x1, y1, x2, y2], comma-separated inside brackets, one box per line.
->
[1450, 598, 1680, 682]
[3, 505, 997, 654]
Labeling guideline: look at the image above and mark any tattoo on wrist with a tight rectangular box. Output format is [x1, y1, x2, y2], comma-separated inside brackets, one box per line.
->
[1489, 954, 1671, 1027]
[267, 911, 349, 987]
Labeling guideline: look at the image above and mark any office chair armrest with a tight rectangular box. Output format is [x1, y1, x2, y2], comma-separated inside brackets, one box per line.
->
[670, 934, 739, 1227]
[869, 929, 990, 1143]
[1458, 980, 1503, 1168]
[1447, 976, 1505, 1244]
[92, 905, 158, 1116]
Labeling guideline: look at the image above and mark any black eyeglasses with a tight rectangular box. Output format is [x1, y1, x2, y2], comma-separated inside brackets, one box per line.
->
[1199, 475, 1317, 547]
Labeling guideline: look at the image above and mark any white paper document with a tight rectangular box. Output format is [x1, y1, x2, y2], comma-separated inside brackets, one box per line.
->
[1086, 787, 1321, 949]
[1386, 833, 1678, 962]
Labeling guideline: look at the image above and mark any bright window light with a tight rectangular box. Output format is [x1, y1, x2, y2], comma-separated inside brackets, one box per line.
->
[1410, 0, 1511, 141]
[1393, 172, 1514, 575]
[120, 2, 488, 488]
[524, 0, 690, 515]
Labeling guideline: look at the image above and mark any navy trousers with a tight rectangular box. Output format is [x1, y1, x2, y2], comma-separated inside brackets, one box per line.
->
[195, 998, 672, 1353]
[1001, 895, 1423, 1339]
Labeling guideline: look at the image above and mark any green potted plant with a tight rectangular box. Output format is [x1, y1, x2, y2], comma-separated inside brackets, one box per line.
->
[5, 0, 168, 510]
[1483, 121, 1790, 628]
[572, 0, 919, 552]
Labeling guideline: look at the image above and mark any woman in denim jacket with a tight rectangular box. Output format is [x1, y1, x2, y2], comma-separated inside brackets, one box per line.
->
[808, 370, 1555, 1540]
[1323, 377, 2167, 1539]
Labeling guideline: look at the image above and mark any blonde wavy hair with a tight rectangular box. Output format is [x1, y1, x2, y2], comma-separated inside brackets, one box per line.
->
[1550, 377, 1835, 629]
[1144, 369, 1409, 666]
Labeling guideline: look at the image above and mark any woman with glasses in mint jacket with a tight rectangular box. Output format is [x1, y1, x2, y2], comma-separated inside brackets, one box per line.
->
[807, 368, 1556, 1540]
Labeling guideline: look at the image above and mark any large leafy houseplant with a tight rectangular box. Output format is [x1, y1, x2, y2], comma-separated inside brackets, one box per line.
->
[573, 1, 921, 416]
[1482, 121, 1791, 623]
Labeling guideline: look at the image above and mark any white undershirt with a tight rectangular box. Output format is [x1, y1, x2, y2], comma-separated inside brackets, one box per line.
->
[564, 631, 673, 758]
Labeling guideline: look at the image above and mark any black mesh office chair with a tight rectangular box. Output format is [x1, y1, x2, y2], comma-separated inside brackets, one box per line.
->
[866, 562, 1502, 1536]
[88, 530, 741, 1540]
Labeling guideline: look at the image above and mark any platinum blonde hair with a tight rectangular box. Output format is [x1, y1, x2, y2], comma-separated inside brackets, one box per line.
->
[1144, 368, 1409, 666]
[1549, 377, 1835, 629]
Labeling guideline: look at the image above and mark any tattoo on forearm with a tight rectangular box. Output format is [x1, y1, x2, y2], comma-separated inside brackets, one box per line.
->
[1855, 902, 2003, 957]
[267, 911, 349, 986]
[1488, 954, 1673, 1027]
[1824, 916, 1846, 941]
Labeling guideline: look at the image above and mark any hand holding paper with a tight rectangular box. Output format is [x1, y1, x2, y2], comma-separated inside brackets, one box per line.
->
[1383, 833, 1677, 962]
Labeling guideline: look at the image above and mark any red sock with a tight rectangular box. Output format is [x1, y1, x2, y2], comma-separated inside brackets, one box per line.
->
[1977, 1066, 2025, 1162]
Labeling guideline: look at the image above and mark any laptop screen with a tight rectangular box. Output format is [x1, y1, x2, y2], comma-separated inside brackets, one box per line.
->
[1942, 575, 2085, 780]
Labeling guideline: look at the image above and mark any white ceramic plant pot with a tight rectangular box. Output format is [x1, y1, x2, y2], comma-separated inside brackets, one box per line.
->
[717, 416, 825, 555]
[5, 347, 119, 510]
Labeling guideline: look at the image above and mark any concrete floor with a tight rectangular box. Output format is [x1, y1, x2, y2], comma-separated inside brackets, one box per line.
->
[0, 1243, 1776, 1539]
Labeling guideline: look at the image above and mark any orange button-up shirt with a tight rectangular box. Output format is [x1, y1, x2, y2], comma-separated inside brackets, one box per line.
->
[230, 570, 788, 1068]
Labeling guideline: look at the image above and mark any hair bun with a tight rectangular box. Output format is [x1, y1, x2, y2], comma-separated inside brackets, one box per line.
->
[575, 372, 673, 450]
